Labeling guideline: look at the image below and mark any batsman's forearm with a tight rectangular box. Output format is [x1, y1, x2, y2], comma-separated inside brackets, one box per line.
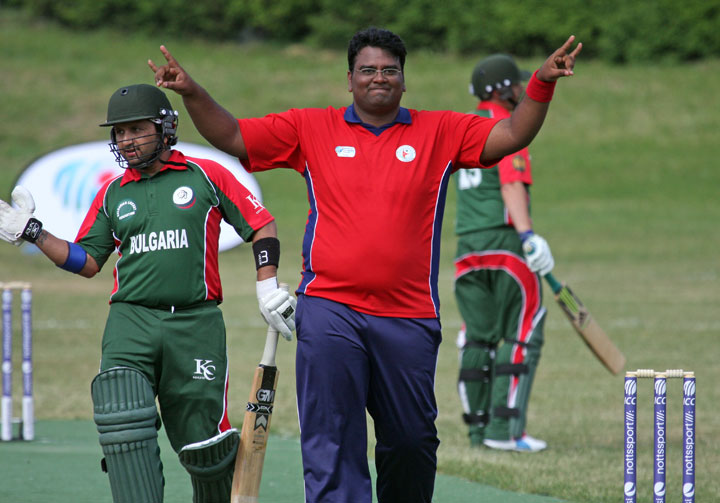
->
[35, 231, 98, 277]
[252, 221, 279, 281]
[256, 266, 277, 281]
[182, 86, 248, 159]
[35, 230, 72, 266]
[500, 181, 532, 233]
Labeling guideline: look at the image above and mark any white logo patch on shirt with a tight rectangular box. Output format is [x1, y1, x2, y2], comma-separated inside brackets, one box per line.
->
[116, 200, 137, 220]
[335, 146, 356, 158]
[173, 186, 195, 209]
[396, 145, 416, 162]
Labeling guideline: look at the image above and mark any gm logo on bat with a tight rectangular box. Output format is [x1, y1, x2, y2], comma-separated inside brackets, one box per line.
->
[256, 388, 276, 403]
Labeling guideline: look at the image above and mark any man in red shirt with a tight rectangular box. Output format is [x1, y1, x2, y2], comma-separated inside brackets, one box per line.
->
[149, 27, 581, 503]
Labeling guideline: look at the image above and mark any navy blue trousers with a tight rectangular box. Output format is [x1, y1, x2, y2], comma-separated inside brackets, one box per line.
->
[295, 294, 441, 503]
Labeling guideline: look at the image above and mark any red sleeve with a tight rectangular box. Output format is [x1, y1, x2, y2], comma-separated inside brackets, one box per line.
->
[75, 183, 108, 243]
[237, 110, 305, 174]
[74, 177, 119, 268]
[454, 113, 502, 171]
[188, 157, 274, 237]
[497, 147, 533, 185]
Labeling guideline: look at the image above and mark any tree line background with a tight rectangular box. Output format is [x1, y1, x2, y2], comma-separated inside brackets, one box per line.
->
[8, 0, 720, 62]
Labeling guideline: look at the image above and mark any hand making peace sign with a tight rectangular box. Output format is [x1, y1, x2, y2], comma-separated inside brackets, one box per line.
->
[536, 35, 583, 82]
[148, 45, 197, 96]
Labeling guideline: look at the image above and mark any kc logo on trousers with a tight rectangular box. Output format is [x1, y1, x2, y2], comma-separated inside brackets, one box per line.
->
[193, 359, 216, 381]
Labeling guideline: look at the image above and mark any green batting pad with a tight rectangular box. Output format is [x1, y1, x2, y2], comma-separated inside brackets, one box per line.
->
[91, 367, 164, 503]
[179, 429, 239, 503]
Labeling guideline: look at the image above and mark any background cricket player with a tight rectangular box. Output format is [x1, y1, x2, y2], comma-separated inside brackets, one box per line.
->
[454, 54, 554, 452]
[0, 84, 296, 503]
[149, 28, 581, 502]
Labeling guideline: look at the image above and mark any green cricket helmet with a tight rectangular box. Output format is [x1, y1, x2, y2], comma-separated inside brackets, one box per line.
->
[469, 54, 531, 101]
[100, 84, 179, 169]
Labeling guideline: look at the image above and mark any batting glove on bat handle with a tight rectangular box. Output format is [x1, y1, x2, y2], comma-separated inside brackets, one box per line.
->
[521, 233, 555, 276]
[0, 186, 42, 245]
[257, 278, 297, 341]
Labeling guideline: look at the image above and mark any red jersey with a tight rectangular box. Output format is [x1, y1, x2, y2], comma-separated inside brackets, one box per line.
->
[239, 106, 499, 318]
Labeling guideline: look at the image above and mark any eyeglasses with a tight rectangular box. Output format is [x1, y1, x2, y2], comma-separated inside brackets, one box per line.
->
[356, 67, 402, 78]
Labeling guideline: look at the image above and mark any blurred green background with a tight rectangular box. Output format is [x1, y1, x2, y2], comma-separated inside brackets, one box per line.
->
[1, 7, 718, 503]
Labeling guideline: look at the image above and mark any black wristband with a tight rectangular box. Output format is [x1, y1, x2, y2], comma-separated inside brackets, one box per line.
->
[252, 237, 280, 270]
[21, 218, 43, 243]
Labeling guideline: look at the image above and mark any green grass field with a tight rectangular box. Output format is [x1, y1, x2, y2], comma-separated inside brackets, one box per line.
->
[1, 421, 567, 503]
[1, 8, 719, 503]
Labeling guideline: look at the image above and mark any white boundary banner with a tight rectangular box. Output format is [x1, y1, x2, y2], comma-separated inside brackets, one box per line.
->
[14, 141, 262, 252]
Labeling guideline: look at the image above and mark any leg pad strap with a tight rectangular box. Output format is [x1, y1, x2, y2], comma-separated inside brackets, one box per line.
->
[493, 405, 521, 418]
[462, 411, 489, 426]
[458, 367, 490, 382]
[463, 340, 496, 351]
[494, 363, 529, 376]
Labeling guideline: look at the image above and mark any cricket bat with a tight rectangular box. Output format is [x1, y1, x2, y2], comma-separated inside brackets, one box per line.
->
[544, 272, 626, 375]
[230, 284, 286, 503]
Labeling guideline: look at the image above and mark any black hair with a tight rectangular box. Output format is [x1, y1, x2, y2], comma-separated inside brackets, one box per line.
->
[347, 27, 407, 71]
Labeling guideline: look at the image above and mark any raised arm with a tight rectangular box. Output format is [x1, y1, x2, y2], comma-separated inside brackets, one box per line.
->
[481, 36, 582, 163]
[148, 45, 248, 160]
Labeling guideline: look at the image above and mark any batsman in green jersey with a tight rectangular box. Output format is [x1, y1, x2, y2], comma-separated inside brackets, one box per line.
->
[0, 84, 296, 502]
[453, 55, 555, 452]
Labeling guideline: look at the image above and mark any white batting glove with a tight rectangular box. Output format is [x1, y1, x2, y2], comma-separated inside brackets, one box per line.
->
[0, 186, 40, 246]
[256, 278, 296, 341]
[521, 233, 554, 276]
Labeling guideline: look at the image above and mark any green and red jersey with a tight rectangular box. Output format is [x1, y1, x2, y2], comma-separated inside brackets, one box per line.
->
[455, 102, 533, 235]
[75, 150, 273, 307]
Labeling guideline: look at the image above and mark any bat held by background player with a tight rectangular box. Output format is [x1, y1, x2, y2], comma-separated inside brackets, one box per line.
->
[543, 272, 626, 375]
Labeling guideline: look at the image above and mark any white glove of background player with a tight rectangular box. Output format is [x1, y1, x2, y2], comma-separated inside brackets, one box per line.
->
[0, 186, 37, 246]
[257, 278, 296, 341]
[522, 233, 554, 276]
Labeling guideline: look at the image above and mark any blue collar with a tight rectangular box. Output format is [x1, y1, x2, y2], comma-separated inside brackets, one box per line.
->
[344, 105, 411, 136]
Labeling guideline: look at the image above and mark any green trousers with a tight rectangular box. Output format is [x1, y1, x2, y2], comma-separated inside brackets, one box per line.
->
[100, 301, 231, 452]
[454, 228, 546, 443]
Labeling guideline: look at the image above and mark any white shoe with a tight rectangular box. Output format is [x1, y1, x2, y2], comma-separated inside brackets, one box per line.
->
[514, 434, 547, 452]
[482, 438, 517, 451]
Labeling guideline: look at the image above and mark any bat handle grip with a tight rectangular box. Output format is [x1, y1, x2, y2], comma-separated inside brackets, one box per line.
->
[259, 283, 288, 367]
[543, 272, 563, 294]
[260, 327, 279, 367]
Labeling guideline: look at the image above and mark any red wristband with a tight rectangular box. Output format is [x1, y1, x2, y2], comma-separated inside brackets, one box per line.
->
[525, 70, 556, 103]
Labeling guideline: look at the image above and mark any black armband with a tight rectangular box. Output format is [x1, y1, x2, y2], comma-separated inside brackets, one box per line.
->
[252, 237, 280, 270]
[21, 218, 43, 243]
